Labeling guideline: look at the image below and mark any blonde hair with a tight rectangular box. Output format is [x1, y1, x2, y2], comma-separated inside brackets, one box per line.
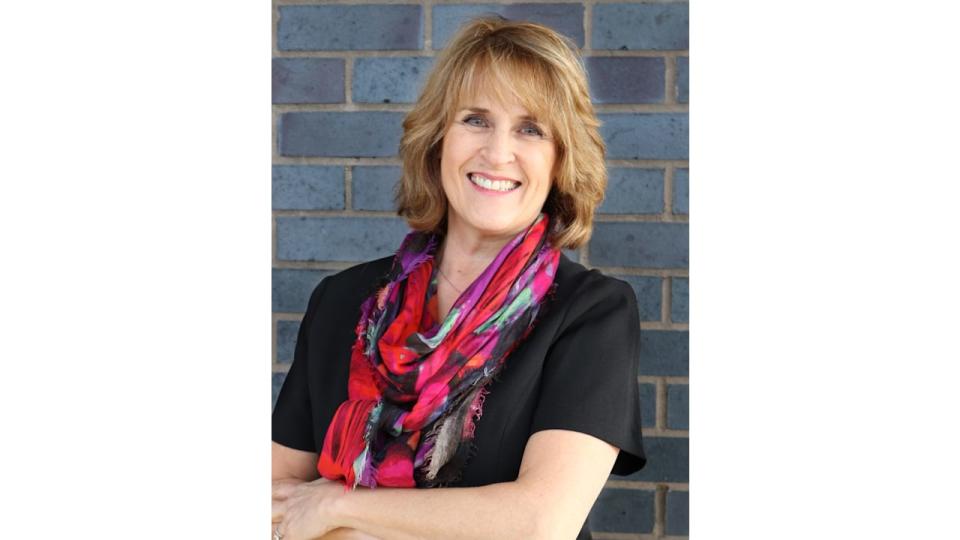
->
[396, 16, 606, 249]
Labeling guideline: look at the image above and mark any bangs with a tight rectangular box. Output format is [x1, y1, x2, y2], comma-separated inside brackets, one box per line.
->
[447, 48, 562, 134]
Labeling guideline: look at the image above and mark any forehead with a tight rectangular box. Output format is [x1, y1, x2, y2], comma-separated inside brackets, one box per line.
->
[453, 74, 551, 125]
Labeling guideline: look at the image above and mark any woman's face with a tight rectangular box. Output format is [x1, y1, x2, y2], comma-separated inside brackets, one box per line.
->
[439, 89, 556, 242]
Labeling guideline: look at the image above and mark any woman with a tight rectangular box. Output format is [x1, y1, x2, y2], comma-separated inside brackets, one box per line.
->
[272, 16, 645, 540]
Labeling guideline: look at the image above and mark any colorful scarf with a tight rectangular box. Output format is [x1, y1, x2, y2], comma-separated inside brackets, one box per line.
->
[317, 214, 560, 488]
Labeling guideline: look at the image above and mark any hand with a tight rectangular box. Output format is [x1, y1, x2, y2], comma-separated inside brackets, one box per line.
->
[319, 528, 383, 540]
[272, 477, 346, 540]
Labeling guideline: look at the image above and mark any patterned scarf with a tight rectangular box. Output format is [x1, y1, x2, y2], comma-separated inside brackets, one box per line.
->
[317, 214, 560, 488]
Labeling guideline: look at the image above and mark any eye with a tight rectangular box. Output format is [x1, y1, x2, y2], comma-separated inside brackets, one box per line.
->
[520, 123, 545, 138]
[462, 114, 488, 128]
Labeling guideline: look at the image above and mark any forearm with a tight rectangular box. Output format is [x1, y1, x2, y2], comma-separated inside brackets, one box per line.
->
[332, 480, 548, 540]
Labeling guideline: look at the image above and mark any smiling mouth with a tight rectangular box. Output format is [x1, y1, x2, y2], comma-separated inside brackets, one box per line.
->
[467, 173, 521, 192]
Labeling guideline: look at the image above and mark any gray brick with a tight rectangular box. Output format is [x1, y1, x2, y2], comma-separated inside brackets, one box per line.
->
[272, 58, 344, 104]
[671, 277, 688, 323]
[432, 4, 583, 49]
[639, 382, 655, 428]
[599, 168, 664, 214]
[599, 113, 688, 160]
[273, 166, 344, 211]
[666, 491, 689, 535]
[667, 384, 688, 430]
[276, 320, 301, 364]
[352, 166, 401, 211]
[673, 168, 689, 214]
[614, 275, 661, 322]
[620, 436, 688, 483]
[562, 248, 580, 263]
[640, 330, 688, 376]
[676, 56, 689, 103]
[277, 217, 409, 262]
[272, 371, 286, 409]
[272, 269, 332, 313]
[279, 112, 405, 158]
[277, 5, 422, 51]
[588, 488, 655, 533]
[586, 57, 664, 104]
[589, 222, 688, 268]
[592, 3, 689, 51]
[353, 57, 434, 104]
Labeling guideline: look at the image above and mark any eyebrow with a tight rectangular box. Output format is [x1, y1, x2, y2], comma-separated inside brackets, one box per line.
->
[460, 107, 541, 123]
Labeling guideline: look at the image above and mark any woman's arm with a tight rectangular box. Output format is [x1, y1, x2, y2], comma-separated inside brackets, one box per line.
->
[274, 429, 618, 540]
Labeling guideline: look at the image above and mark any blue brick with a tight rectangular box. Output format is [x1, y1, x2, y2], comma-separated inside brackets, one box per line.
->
[279, 112, 405, 158]
[639, 382, 655, 428]
[272, 58, 344, 104]
[671, 277, 688, 323]
[621, 436, 688, 482]
[667, 384, 688, 430]
[640, 330, 688, 376]
[432, 4, 584, 49]
[276, 320, 301, 364]
[614, 275, 661, 322]
[277, 217, 409, 262]
[592, 3, 689, 51]
[272, 269, 332, 313]
[588, 488, 655, 533]
[273, 166, 344, 211]
[673, 168, 689, 214]
[590, 222, 688, 268]
[278, 5, 422, 51]
[272, 371, 287, 409]
[352, 166, 401, 211]
[666, 491, 689, 535]
[599, 168, 664, 214]
[353, 57, 434, 104]
[676, 56, 689, 103]
[562, 248, 580, 263]
[586, 57, 664, 104]
[600, 113, 688, 160]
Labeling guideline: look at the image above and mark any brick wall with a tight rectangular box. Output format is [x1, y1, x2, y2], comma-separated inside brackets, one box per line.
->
[272, 2, 688, 537]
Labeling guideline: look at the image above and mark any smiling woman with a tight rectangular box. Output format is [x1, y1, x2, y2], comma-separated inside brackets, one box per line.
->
[272, 16, 646, 540]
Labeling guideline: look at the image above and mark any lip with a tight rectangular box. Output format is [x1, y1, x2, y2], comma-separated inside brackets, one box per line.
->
[466, 172, 522, 196]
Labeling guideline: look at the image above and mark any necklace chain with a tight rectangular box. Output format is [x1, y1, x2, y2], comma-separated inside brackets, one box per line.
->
[436, 264, 463, 294]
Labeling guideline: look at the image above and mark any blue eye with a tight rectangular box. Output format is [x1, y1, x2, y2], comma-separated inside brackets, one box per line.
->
[463, 115, 487, 127]
[521, 124, 545, 137]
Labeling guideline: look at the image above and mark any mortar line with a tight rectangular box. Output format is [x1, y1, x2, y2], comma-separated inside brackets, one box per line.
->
[275, 0, 689, 4]
[656, 377, 668, 429]
[271, 103, 688, 113]
[583, 1, 593, 52]
[424, 0, 433, 51]
[271, 313, 278, 365]
[664, 55, 677, 105]
[344, 166, 353, 210]
[654, 484, 667, 537]
[345, 57, 354, 104]
[604, 480, 689, 491]
[639, 375, 688, 384]
[664, 165, 675, 218]
[272, 49, 683, 59]
[661, 276, 671, 324]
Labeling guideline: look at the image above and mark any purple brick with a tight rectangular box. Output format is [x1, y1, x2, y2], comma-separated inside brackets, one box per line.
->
[278, 5, 422, 51]
[588, 488, 655, 533]
[639, 382, 655, 428]
[676, 56, 689, 103]
[619, 436, 688, 483]
[272, 58, 344, 104]
[599, 113, 688, 160]
[276, 320, 300, 364]
[667, 384, 688, 430]
[586, 57, 665, 104]
[673, 168, 689, 214]
[279, 112, 405, 158]
[353, 57, 434, 104]
[613, 275, 661, 322]
[272, 166, 344, 211]
[592, 3, 689, 51]
[352, 166, 401, 211]
[666, 491, 689, 535]
[671, 277, 688, 323]
[276, 217, 410, 262]
[432, 4, 583, 49]
[599, 168, 664, 215]
[272, 269, 332, 313]
[640, 330, 688, 376]
[590, 222, 688, 268]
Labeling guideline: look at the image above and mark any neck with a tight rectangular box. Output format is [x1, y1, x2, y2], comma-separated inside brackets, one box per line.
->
[437, 220, 522, 286]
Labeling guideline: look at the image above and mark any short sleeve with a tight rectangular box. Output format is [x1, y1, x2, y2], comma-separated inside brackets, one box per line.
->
[530, 276, 646, 475]
[272, 277, 329, 452]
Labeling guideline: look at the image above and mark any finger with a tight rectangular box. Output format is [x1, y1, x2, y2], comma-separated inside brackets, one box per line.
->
[271, 499, 286, 522]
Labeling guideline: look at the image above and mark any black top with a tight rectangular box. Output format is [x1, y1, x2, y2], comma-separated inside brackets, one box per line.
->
[273, 254, 646, 539]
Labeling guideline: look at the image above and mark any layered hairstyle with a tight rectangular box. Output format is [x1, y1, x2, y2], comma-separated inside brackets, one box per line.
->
[396, 16, 606, 249]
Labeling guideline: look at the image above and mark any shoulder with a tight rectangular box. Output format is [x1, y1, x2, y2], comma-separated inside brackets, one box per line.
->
[550, 254, 639, 334]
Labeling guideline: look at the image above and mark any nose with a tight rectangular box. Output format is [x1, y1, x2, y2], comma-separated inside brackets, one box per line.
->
[480, 127, 516, 166]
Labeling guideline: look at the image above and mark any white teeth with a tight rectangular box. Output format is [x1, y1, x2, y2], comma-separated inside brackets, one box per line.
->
[468, 173, 519, 192]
